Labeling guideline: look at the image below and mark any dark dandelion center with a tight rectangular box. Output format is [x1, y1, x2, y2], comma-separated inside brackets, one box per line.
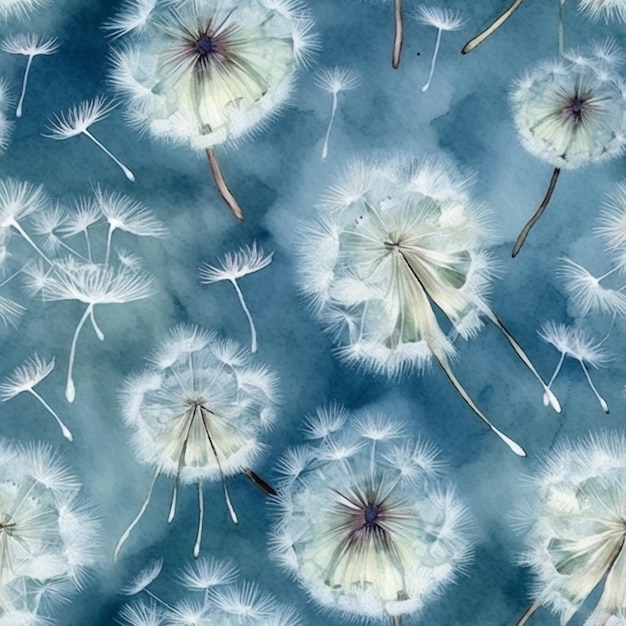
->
[195, 33, 214, 57]
[364, 503, 380, 527]
[562, 90, 593, 126]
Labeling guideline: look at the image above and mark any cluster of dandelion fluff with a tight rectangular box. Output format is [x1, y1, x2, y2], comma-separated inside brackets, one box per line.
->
[509, 42, 626, 255]
[514, 434, 626, 626]
[270, 406, 471, 625]
[115, 324, 279, 560]
[118, 556, 300, 625]
[0, 438, 98, 623]
[108, 0, 316, 219]
[0, 81, 13, 153]
[297, 155, 559, 455]
[0, 0, 51, 22]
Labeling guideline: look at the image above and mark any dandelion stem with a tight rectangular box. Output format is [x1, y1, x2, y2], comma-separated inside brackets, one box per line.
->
[243, 467, 276, 496]
[167, 407, 195, 524]
[84, 230, 92, 262]
[104, 225, 115, 267]
[58, 238, 90, 262]
[392, 617, 403, 626]
[543, 351, 565, 406]
[206, 148, 244, 221]
[462, 0, 525, 54]
[89, 307, 104, 341]
[114, 467, 160, 562]
[392, 0, 404, 69]
[144, 589, 174, 611]
[82, 129, 135, 182]
[230, 279, 257, 353]
[65, 304, 92, 403]
[558, 0, 566, 56]
[16, 55, 33, 119]
[322, 91, 338, 160]
[516, 600, 541, 626]
[193, 481, 204, 558]
[598, 264, 621, 282]
[10, 220, 54, 266]
[200, 407, 239, 524]
[28, 388, 73, 441]
[512, 167, 561, 257]
[481, 306, 561, 413]
[422, 28, 442, 92]
[579, 359, 609, 413]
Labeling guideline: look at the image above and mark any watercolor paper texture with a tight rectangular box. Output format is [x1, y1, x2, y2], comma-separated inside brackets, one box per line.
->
[0, 0, 626, 624]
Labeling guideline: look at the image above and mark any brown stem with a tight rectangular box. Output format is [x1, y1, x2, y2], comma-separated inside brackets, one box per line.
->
[206, 147, 244, 221]
[392, 0, 403, 69]
[515, 600, 540, 626]
[243, 467, 277, 496]
[462, 0, 526, 54]
[392, 616, 403, 626]
[512, 167, 561, 258]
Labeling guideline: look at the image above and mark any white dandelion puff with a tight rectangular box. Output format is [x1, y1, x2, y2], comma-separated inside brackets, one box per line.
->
[298, 156, 560, 456]
[178, 557, 237, 591]
[0, 79, 13, 153]
[1, 34, 59, 118]
[114, 325, 279, 561]
[510, 50, 626, 256]
[44, 96, 135, 182]
[414, 7, 465, 93]
[199, 242, 273, 353]
[103, 0, 158, 38]
[0, 355, 72, 441]
[270, 409, 472, 624]
[0, 0, 52, 22]
[122, 559, 164, 596]
[539, 321, 610, 413]
[579, 0, 626, 22]
[108, 0, 315, 220]
[314, 67, 360, 160]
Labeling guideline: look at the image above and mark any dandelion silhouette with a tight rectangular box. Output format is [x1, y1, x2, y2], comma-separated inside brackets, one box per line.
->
[1, 34, 59, 118]
[0, 439, 98, 623]
[0, 354, 73, 440]
[109, 0, 316, 220]
[45, 96, 135, 181]
[114, 325, 279, 560]
[118, 556, 300, 625]
[314, 67, 360, 160]
[0, 80, 13, 152]
[199, 241, 273, 353]
[270, 407, 471, 626]
[510, 46, 626, 256]
[298, 156, 560, 456]
[514, 434, 626, 625]
[539, 321, 610, 413]
[414, 7, 464, 93]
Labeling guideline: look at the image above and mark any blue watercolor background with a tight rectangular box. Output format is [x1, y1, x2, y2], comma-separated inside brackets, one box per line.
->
[0, 0, 625, 624]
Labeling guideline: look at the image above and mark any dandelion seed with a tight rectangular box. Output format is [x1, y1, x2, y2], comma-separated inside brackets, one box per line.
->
[199, 242, 273, 353]
[414, 7, 464, 93]
[119, 557, 298, 625]
[102, 0, 158, 38]
[314, 67, 360, 160]
[0, 354, 73, 440]
[0, 439, 98, 621]
[37, 259, 154, 402]
[270, 408, 472, 624]
[1, 34, 59, 118]
[510, 49, 626, 256]
[514, 434, 626, 625]
[114, 325, 279, 560]
[109, 0, 316, 219]
[539, 321, 610, 413]
[298, 156, 560, 456]
[45, 96, 135, 182]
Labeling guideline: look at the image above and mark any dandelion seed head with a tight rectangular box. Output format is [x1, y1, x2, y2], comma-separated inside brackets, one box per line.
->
[511, 50, 626, 169]
[178, 557, 237, 591]
[0, 0, 51, 21]
[45, 96, 116, 140]
[539, 321, 610, 367]
[103, 0, 158, 38]
[578, 0, 626, 22]
[122, 559, 163, 596]
[314, 66, 361, 94]
[199, 242, 273, 283]
[414, 6, 465, 31]
[1, 33, 59, 56]
[271, 409, 471, 621]
[0, 354, 54, 400]
[0, 178, 48, 231]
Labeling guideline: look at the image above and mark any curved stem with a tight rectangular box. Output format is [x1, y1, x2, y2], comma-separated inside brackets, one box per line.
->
[16, 56, 33, 118]
[28, 389, 73, 441]
[558, 0, 566, 55]
[422, 28, 442, 92]
[82, 129, 135, 182]
[392, 0, 404, 69]
[114, 468, 160, 562]
[243, 467, 276, 496]
[322, 92, 338, 160]
[10, 220, 54, 266]
[230, 279, 257, 353]
[543, 351, 565, 406]
[167, 407, 195, 523]
[512, 167, 561, 257]
[193, 481, 204, 558]
[515, 600, 541, 626]
[462, 0, 526, 54]
[206, 148, 244, 221]
[89, 307, 104, 341]
[393, 617, 403, 626]
[65, 304, 92, 403]
[104, 224, 114, 267]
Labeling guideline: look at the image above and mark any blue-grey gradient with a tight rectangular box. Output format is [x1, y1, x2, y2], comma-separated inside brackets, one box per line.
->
[0, 0, 625, 624]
